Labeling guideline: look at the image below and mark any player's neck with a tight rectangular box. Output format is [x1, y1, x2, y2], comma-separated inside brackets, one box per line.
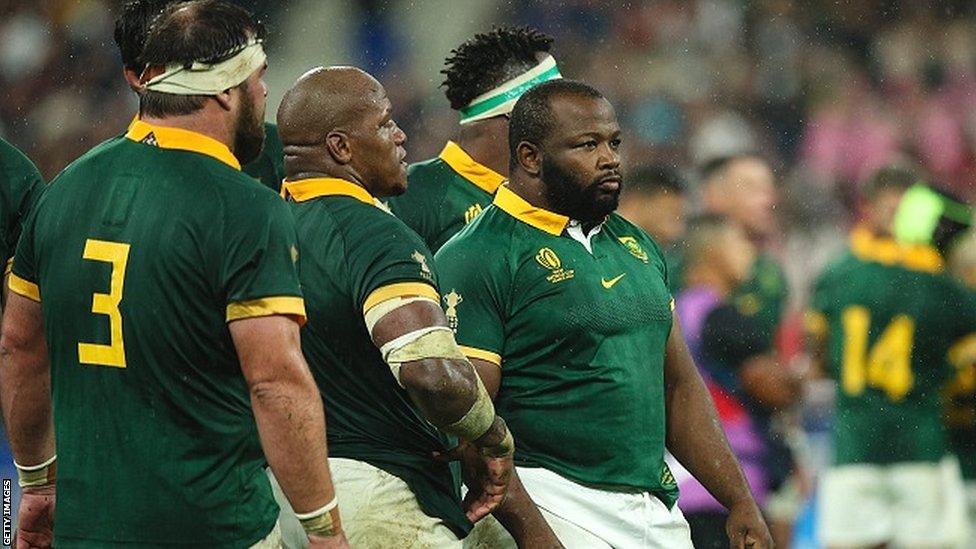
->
[507, 175, 557, 213]
[685, 266, 732, 298]
[457, 121, 509, 177]
[140, 108, 234, 152]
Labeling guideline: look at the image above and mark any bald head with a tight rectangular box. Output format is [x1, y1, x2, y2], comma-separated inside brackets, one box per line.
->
[278, 66, 382, 145]
[278, 65, 408, 197]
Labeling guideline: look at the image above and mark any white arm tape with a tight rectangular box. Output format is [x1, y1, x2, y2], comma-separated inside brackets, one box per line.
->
[364, 295, 438, 334]
[294, 496, 339, 520]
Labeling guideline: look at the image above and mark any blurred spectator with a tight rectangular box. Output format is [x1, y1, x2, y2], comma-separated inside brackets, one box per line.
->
[675, 214, 799, 549]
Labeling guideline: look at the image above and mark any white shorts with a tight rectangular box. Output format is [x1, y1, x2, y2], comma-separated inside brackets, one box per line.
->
[966, 481, 976, 549]
[269, 458, 461, 549]
[465, 466, 693, 549]
[818, 456, 970, 548]
[249, 522, 281, 548]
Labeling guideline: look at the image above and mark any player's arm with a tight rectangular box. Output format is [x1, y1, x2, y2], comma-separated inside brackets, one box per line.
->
[366, 287, 514, 521]
[663, 315, 772, 549]
[0, 291, 56, 548]
[467, 357, 564, 549]
[230, 315, 346, 546]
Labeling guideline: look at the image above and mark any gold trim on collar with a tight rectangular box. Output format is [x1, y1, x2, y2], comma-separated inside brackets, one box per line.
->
[850, 226, 943, 273]
[493, 185, 569, 236]
[281, 177, 375, 205]
[125, 119, 240, 170]
[439, 141, 505, 195]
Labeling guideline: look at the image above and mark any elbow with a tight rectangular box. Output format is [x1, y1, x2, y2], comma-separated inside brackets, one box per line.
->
[399, 358, 477, 407]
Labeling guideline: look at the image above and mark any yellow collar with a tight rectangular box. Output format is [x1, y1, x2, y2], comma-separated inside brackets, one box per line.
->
[281, 177, 375, 205]
[850, 226, 944, 273]
[493, 184, 569, 236]
[125, 119, 240, 170]
[439, 141, 506, 195]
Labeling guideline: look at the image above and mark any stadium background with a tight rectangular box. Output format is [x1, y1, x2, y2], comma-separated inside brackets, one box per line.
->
[3, 1, 976, 547]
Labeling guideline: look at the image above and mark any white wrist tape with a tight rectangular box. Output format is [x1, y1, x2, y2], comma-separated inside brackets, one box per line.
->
[15, 454, 56, 488]
[295, 496, 340, 537]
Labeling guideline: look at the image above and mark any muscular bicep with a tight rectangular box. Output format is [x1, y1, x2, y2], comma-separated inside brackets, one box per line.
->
[469, 357, 501, 399]
[229, 315, 309, 388]
[664, 315, 699, 391]
[370, 299, 447, 348]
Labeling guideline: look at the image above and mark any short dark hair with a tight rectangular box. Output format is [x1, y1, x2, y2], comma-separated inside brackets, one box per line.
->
[864, 165, 918, 200]
[627, 164, 687, 196]
[508, 79, 605, 168]
[113, 0, 177, 72]
[700, 153, 766, 183]
[139, 0, 265, 118]
[442, 26, 554, 111]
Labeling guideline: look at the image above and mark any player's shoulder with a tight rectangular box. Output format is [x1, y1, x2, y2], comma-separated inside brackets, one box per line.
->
[0, 137, 42, 180]
[328, 198, 427, 249]
[406, 156, 456, 191]
[438, 204, 515, 253]
[606, 213, 667, 261]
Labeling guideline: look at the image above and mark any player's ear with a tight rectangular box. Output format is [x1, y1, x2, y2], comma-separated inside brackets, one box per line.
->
[214, 88, 234, 111]
[516, 141, 542, 177]
[325, 131, 352, 164]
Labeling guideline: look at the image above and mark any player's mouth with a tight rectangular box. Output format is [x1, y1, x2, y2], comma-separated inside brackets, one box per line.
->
[596, 174, 622, 192]
[397, 147, 407, 166]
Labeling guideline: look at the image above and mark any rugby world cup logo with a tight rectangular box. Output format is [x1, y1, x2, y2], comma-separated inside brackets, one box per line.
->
[535, 247, 574, 283]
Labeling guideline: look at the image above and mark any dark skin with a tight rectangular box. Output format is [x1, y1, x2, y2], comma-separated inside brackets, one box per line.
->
[277, 66, 513, 521]
[484, 92, 773, 548]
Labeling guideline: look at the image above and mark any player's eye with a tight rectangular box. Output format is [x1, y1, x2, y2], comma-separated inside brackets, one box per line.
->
[578, 140, 597, 150]
[610, 138, 622, 149]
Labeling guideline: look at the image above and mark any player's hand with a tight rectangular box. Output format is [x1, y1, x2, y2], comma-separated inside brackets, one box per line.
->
[308, 532, 351, 549]
[725, 500, 773, 549]
[435, 441, 513, 522]
[16, 484, 55, 549]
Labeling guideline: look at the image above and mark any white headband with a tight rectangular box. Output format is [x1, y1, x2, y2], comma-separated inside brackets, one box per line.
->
[143, 40, 266, 95]
[458, 54, 562, 125]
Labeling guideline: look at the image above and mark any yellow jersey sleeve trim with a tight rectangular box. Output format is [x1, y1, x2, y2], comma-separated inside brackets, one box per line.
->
[492, 184, 569, 236]
[948, 333, 976, 368]
[438, 141, 506, 195]
[363, 282, 439, 314]
[804, 311, 829, 336]
[226, 296, 307, 325]
[459, 345, 502, 366]
[8, 273, 40, 302]
[4, 257, 13, 276]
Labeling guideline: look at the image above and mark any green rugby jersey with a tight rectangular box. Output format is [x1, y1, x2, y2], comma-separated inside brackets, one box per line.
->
[808, 227, 976, 465]
[9, 120, 306, 548]
[732, 252, 787, 344]
[283, 177, 471, 537]
[242, 122, 286, 193]
[435, 185, 680, 507]
[388, 141, 505, 253]
[0, 137, 44, 272]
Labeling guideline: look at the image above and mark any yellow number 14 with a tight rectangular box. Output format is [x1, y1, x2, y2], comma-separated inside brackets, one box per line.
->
[841, 305, 915, 401]
[78, 239, 130, 368]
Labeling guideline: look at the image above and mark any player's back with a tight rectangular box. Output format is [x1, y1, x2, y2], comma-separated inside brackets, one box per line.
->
[811, 236, 976, 465]
[14, 126, 292, 547]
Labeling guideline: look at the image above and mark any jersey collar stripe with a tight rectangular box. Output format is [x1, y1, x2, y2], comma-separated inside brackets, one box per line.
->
[492, 185, 569, 236]
[438, 141, 505, 195]
[8, 273, 40, 302]
[459, 345, 502, 366]
[849, 226, 943, 273]
[281, 177, 375, 205]
[125, 119, 241, 170]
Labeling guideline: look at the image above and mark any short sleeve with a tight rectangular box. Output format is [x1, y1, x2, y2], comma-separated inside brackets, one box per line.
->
[221, 192, 306, 324]
[701, 304, 770, 368]
[434, 239, 507, 366]
[344, 211, 439, 313]
[8, 198, 40, 302]
[1, 139, 45, 271]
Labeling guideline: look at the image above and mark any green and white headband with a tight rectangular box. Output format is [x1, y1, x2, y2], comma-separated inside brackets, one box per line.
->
[144, 39, 266, 95]
[458, 54, 562, 125]
[893, 183, 973, 244]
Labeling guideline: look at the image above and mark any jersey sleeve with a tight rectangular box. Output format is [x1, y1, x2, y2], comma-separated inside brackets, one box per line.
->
[343, 210, 439, 313]
[1, 140, 45, 273]
[220, 191, 306, 324]
[8, 197, 41, 302]
[434, 239, 508, 366]
[701, 303, 770, 368]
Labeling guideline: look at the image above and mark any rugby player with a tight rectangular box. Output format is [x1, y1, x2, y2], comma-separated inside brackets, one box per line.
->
[0, 2, 347, 547]
[388, 27, 560, 253]
[0, 137, 45, 292]
[808, 183, 976, 548]
[437, 79, 772, 548]
[272, 66, 521, 548]
[113, 0, 286, 192]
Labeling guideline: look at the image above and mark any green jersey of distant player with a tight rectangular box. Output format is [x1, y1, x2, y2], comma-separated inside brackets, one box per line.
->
[9, 120, 306, 548]
[242, 122, 286, 192]
[0, 137, 45, 271]
[284, 176, 471, 536]
[436, 185, 680, 508]
[388, 141, 504, 253]
[808, 228, 976, 465]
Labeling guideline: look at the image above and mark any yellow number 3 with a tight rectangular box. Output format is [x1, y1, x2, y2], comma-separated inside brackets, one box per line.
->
[841, 305, 915, 401]
[78, 239, 131, 368]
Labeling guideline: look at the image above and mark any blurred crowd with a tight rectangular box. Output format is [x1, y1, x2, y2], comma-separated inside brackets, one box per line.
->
[4, 0, 976, 547]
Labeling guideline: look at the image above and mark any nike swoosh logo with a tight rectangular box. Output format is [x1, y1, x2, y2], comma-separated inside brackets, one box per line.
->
[601, 273, 626, 289]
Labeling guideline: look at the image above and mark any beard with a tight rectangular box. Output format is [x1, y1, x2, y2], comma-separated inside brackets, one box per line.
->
[541, 157, 621, 224]
[233, 87, 266, 166]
